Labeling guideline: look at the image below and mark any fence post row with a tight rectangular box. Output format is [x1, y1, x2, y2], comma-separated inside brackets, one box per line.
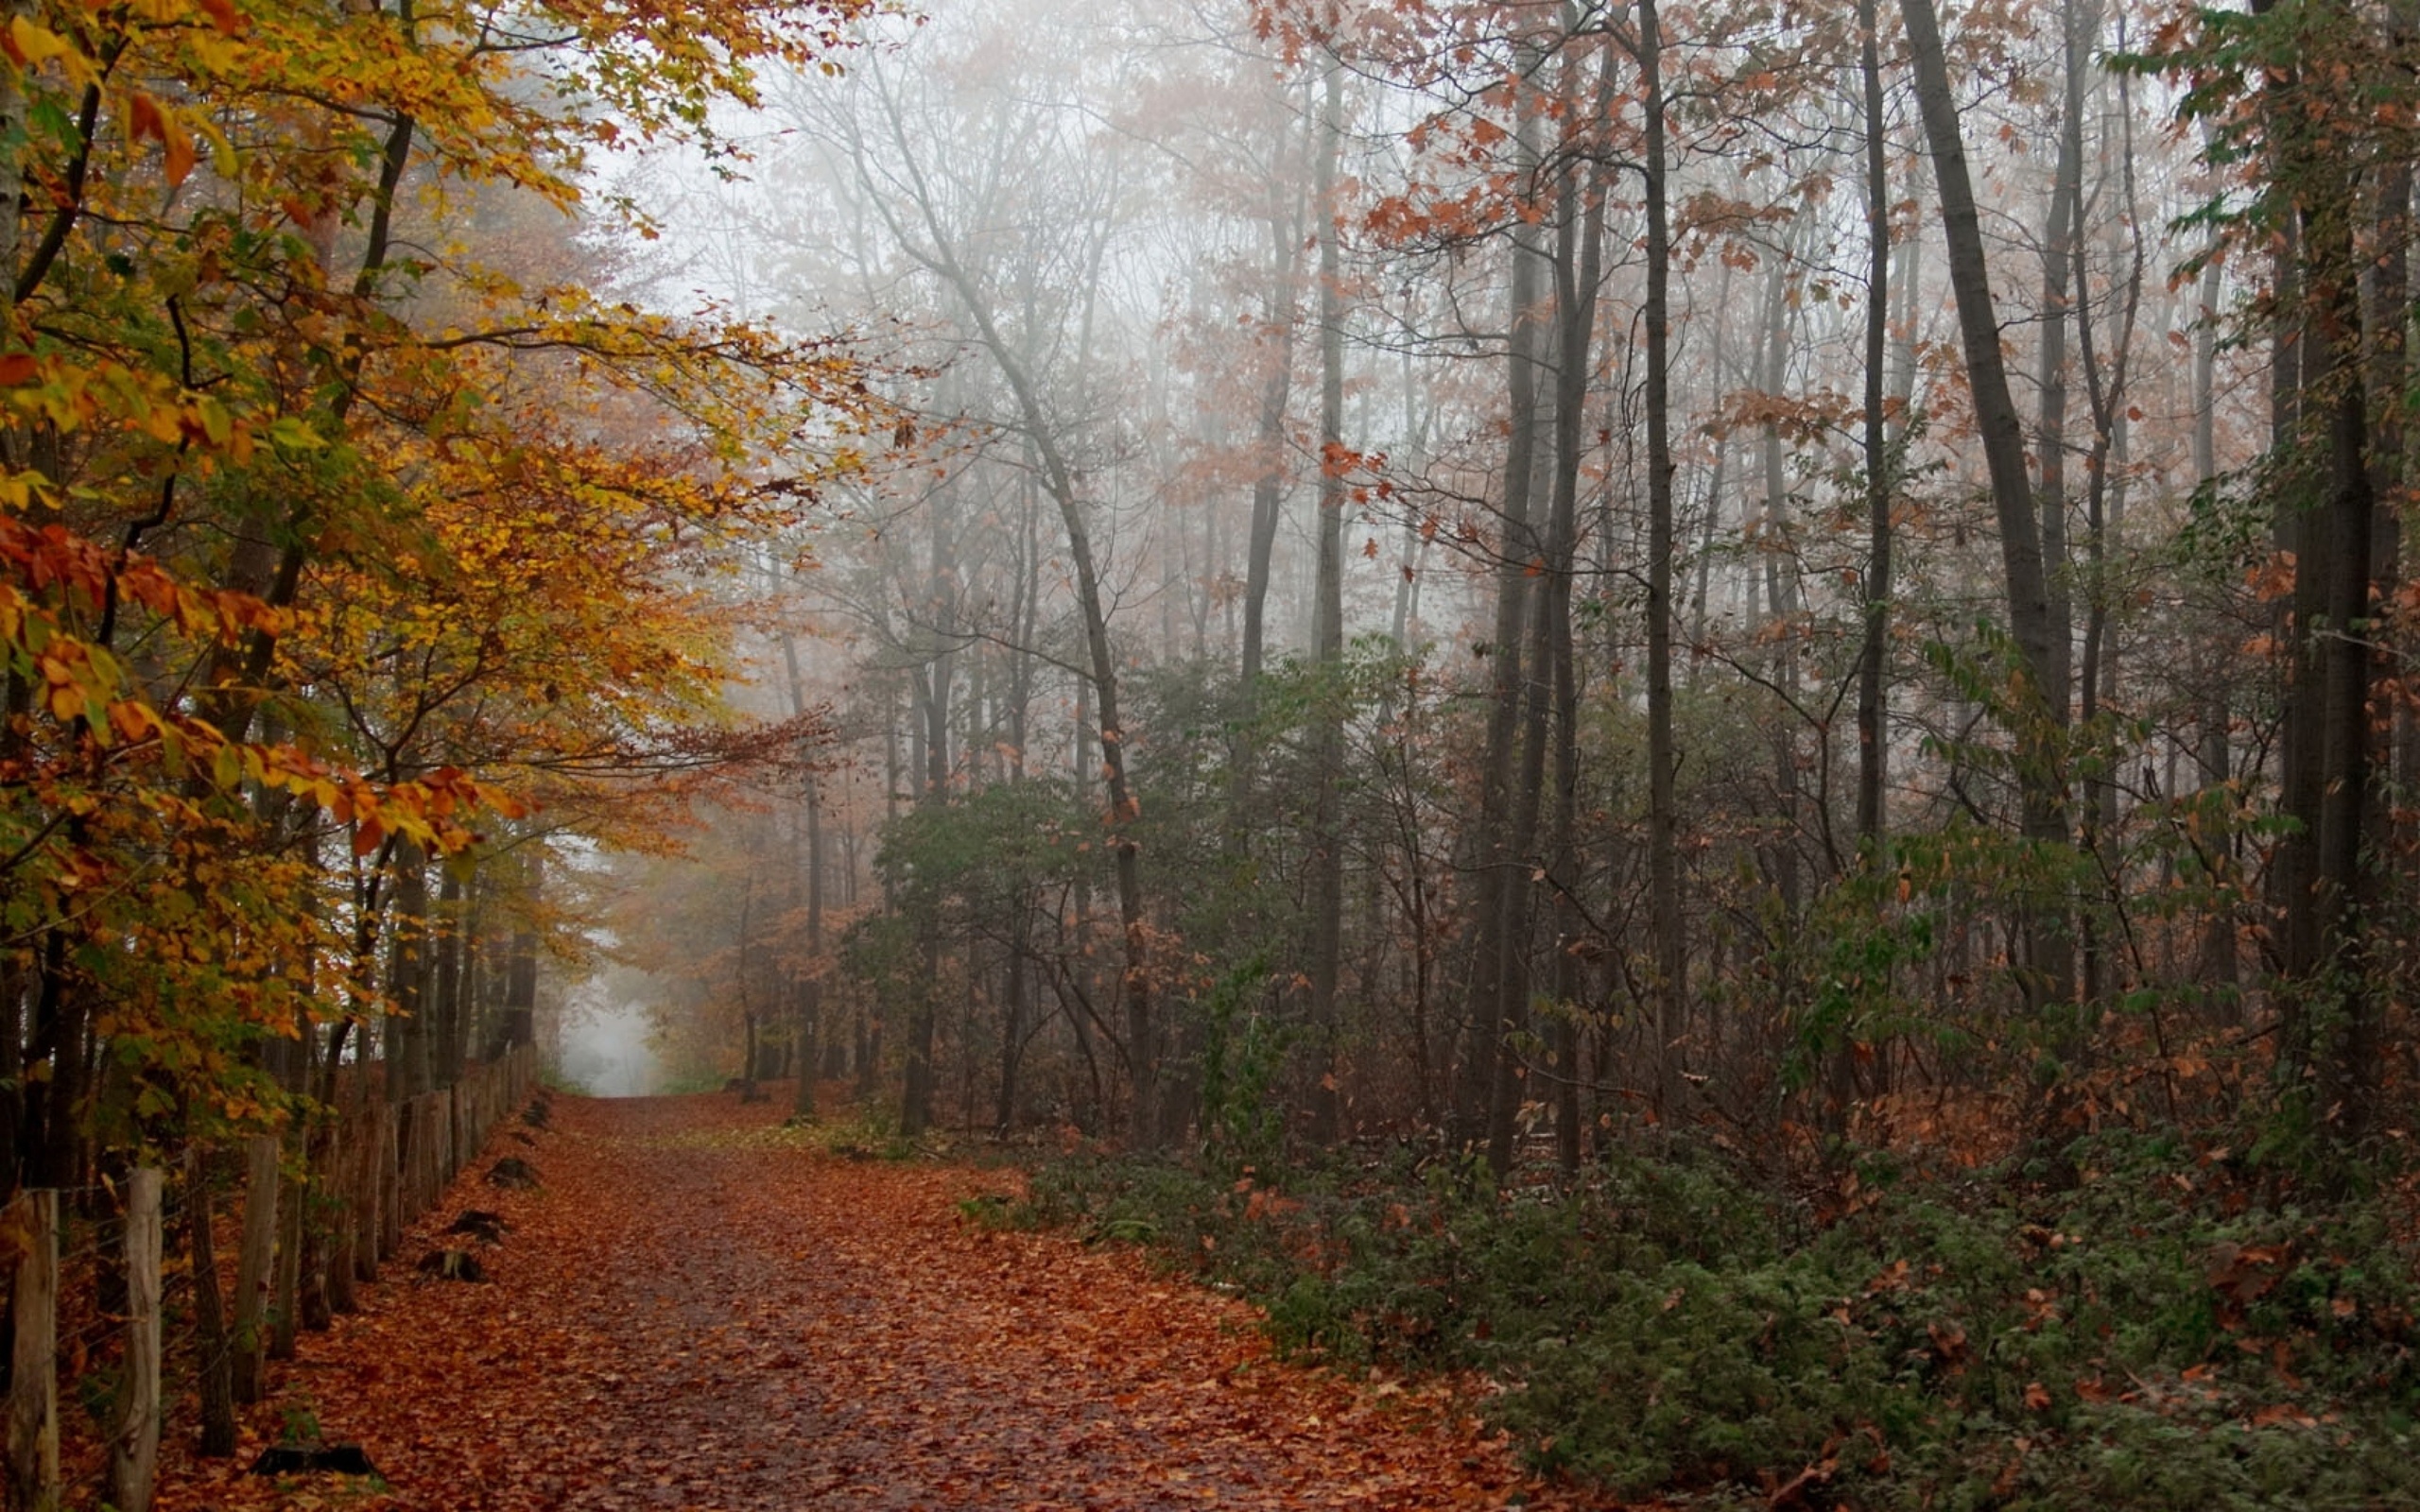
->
[0, 1045, 541, 1511]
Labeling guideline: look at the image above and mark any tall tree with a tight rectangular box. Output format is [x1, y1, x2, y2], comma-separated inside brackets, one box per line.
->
[1899, 0, 2073, 1027]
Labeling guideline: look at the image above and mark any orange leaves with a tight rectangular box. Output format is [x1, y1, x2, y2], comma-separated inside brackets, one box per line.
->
[0, 505, 511, 861]
[127, 92, 199, 188]
[157, 1094, 1615, 1511]
[1714, 384, 1868, 444]
[2246, 550, 2298, 603]
[0, 514, 283, 648]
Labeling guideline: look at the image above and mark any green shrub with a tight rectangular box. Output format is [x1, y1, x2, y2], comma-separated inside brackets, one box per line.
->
[1011, 1132, 2420, 1509]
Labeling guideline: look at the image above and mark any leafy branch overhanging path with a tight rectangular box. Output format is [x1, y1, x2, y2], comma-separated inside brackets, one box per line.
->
[153, 1094, 1610, 1511]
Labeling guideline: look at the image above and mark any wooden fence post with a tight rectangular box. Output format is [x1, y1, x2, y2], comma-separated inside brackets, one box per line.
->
[110, 1170, 164, 1512]
[6, 1189, 59, 1512]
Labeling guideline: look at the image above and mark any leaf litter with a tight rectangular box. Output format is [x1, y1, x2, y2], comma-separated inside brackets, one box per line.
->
[152, 1092, 1624, 1510]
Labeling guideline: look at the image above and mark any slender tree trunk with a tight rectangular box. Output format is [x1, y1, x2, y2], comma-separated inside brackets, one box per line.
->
[798, 779, 825, 1121]
[184, 1152, 236, 1458]
[430, 868, 464, 1089]
[1830, 0, 1896, 1137]
[1900, 0, 2071, 1026]
[2033, 0, 2088, 716]
[1855, 0, 1893, 854]
[1234, 88, 1309, 852]
[2074, 34, 2142, 1023]
[1542, 63, 1610, 1173]
[498, 855, 540, 1057]
[902, 506, 955, 1137]
[996, 908, 1030, 1137]
[1306, 60, 1347, 1144]
[389, 839, 432, 1102]
[1454, 49, 1548, 1148]
[1759, 233, 1806, 914]
[1642, 0, 1685, 1118]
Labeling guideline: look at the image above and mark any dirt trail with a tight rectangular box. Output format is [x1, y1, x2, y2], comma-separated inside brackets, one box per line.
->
[154, 1092, 1608, 1511]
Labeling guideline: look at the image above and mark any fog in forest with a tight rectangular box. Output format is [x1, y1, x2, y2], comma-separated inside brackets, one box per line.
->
[16, 0, 2420, 1501]
[555, 988, 665, 1098]
[569, 0, 2358, 1168]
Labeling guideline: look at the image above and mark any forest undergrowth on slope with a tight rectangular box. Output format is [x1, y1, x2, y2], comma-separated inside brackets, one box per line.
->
[1006, 1121, 2420, 1510]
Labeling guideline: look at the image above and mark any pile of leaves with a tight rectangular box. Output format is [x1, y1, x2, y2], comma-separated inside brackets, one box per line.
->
[1013, 1133, 2420, 1509]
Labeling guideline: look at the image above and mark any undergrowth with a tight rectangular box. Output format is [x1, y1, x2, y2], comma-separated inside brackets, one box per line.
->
[1001, 1134, 2420, 1510]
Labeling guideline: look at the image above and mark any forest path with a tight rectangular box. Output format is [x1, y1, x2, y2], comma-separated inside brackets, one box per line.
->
[155, 1090, 1607, 1511]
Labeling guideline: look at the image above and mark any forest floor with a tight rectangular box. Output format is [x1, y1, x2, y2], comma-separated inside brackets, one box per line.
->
[149, 1089, 1616, 1511]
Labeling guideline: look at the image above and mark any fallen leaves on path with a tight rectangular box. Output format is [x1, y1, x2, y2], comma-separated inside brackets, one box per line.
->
[152, 1093, 1622, 1510]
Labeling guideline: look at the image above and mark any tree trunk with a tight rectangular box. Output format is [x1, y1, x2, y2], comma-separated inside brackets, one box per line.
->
[431, 868, 465, 1089]
[1454, 47, 1548, 1149]
[1542, 59, 1610, 1174]
[797, 778, 825, 1122]
[109, 1168, 163, 1512]
[182, 1155, 237, 1458]
[2032, 0, 2087, 722]
[229, 1135, 279, 1404]
[1855, 0, 1893, 853]
[1900, 0, 2072, 1026]
[996, 910, 1030, 1137]
[1239, 126, 1304, 697]
[1642, 0, 1685, 1118]
[5, 1189, 57, 1508]
[1305, 59, 1347, 1144]
[389, 840, 433, 1103]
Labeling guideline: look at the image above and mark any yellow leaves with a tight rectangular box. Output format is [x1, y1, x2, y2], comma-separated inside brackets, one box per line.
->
[106, 698, 166, 747]
[37, 649, 91, 724]
[2, 15, 82, 77]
